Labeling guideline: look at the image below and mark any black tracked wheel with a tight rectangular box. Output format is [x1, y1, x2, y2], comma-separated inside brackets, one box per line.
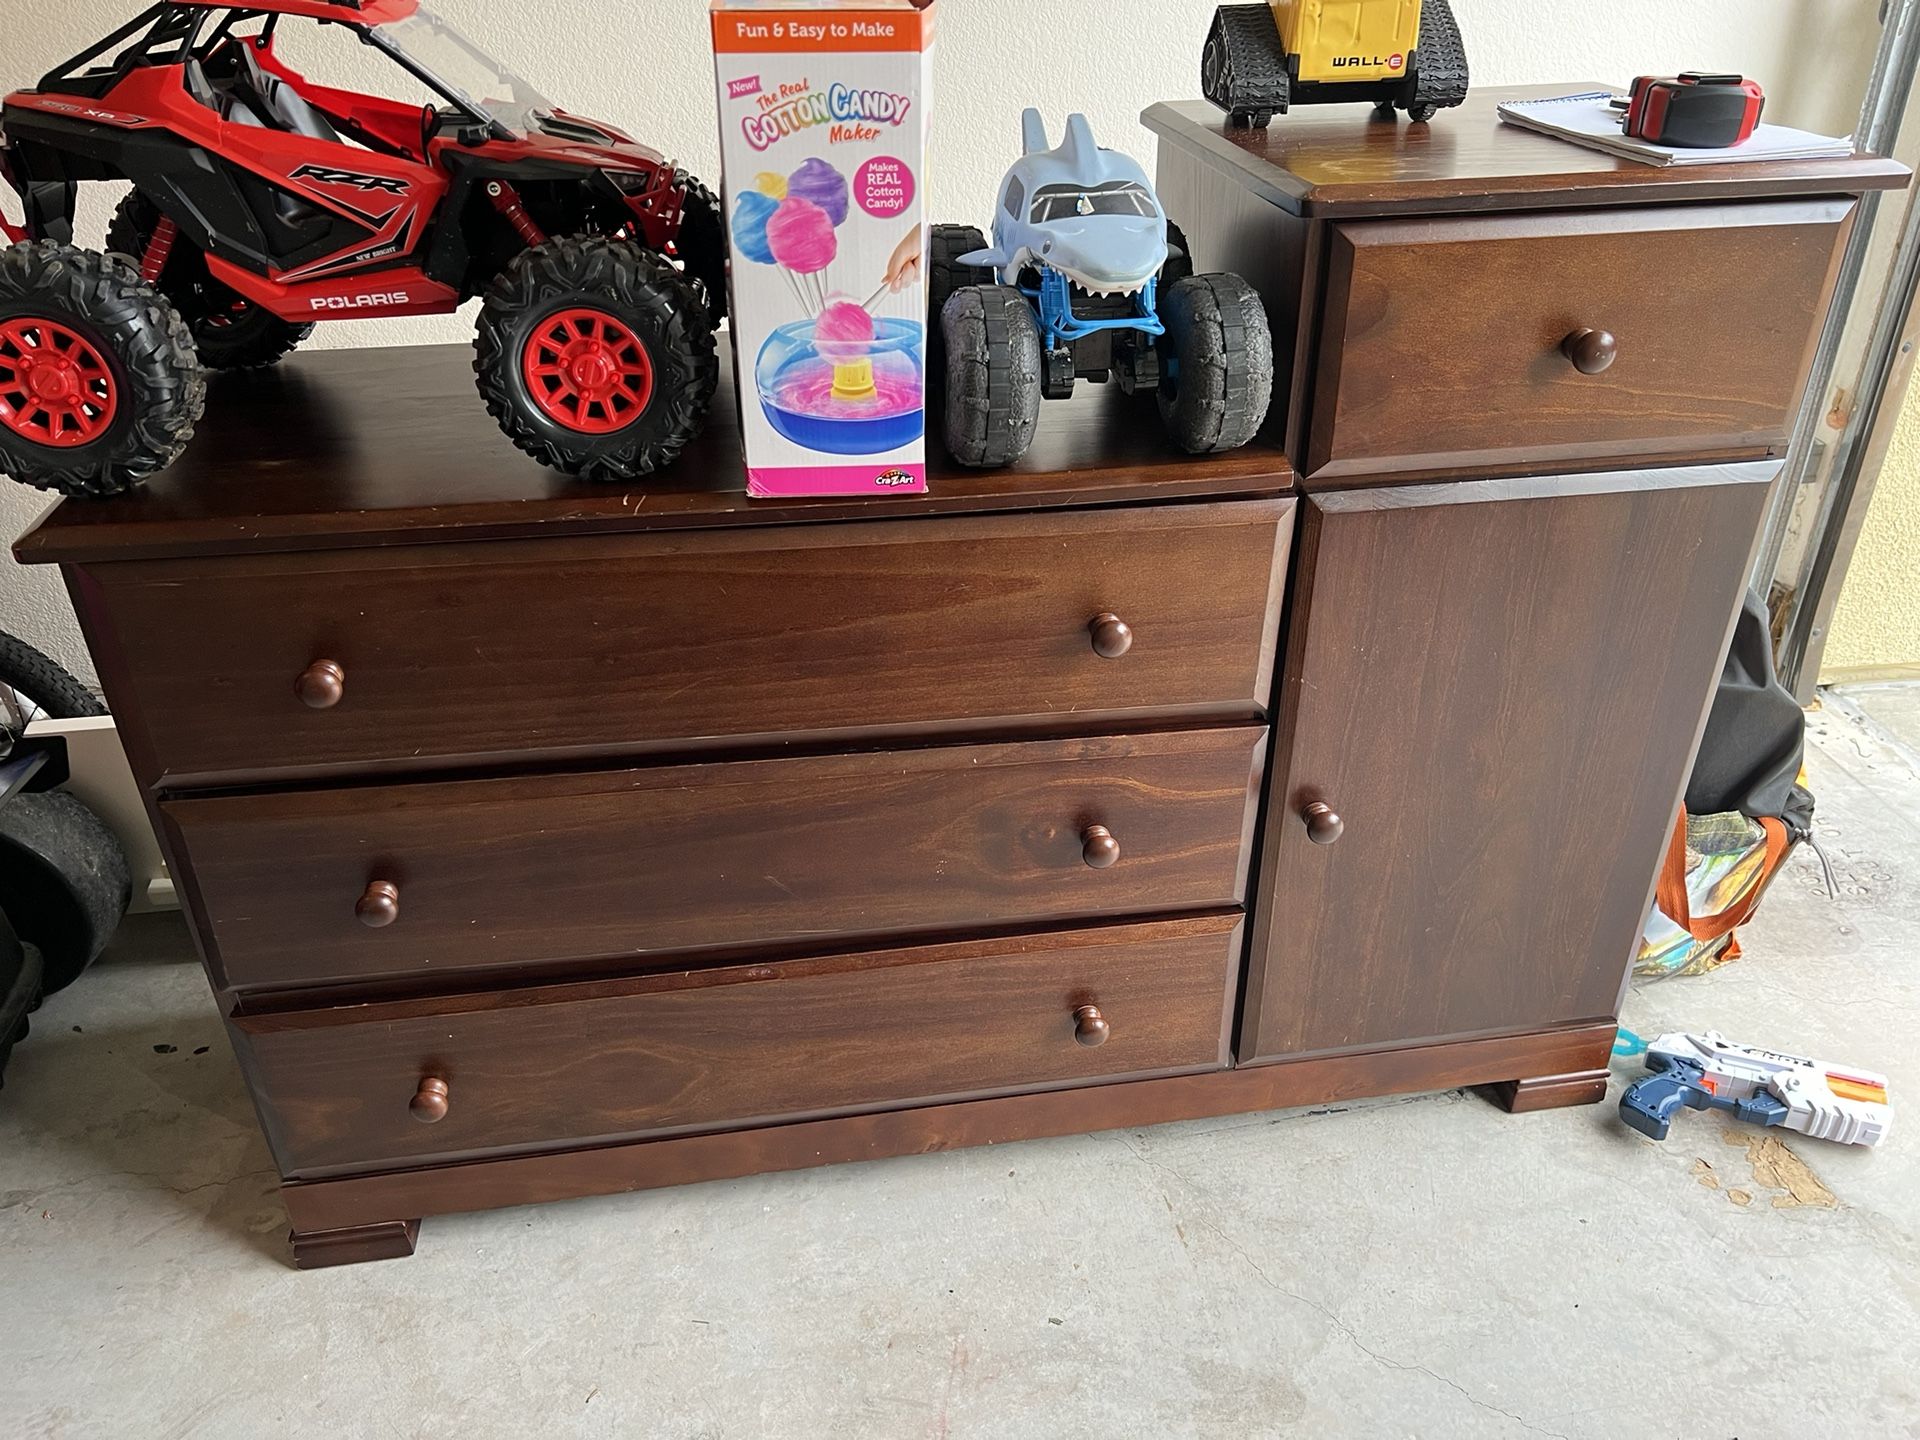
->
[1404, 0, 1470, 121]
[475, 235, 717, 482]
[941, 284, 1042, 468]
[1157, 273, 1274, 455]
[1204, 5, 1290, 128]
[928, 224, 993, 320]
[0, 242, 204, 498]
[669, 172, 728, 330]
[107, 193, 314, 370]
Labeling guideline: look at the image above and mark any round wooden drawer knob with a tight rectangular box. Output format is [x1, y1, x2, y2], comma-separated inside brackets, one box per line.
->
[1088, 613, 1133, 659]
[410, 1076, 450, 1124]
[356, 880, 401, 928]
[1073, 1004, 1111, 1047]
[1080, 824, 1121, 869]
[1302, 801, 1344, 846]
[1561, 327, 1618, 375]
[295, 659, 346, 709]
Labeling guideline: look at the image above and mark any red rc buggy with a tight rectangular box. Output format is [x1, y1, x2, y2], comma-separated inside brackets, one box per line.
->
[0, 1, 727, 495]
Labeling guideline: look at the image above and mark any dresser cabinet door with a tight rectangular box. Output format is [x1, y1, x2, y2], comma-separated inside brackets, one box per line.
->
[1239, 462, 1777, 1063]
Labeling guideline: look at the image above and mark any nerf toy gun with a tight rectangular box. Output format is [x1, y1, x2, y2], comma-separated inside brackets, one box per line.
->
[1622, 1032, 1891, 1147]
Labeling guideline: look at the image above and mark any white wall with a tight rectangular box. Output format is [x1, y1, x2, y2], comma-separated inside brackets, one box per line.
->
[0, 0, 1883, 687]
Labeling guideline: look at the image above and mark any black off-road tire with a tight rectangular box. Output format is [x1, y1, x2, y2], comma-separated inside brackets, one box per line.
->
[475, 235, 717, 482]
[0, 910, 38, 1091]
[1407, 0, 1470, 118]
[106, 194, 313, 370]
[669, 172, 727, 329]
[928, 225, 993, 320]
[1161, 219, 1195, 289]
[0, 242, 204, 498]
[1204, 5, 1290, 128]
[0, 787, 131, 996]
[1157, 273, 1273, 455]
[0, 631, 104, 723]
[941, 284, 1041, 468]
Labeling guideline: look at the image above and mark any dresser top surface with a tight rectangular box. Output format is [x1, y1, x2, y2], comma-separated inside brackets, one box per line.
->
[14, 339, 1294, 565]
[1143, 86, 1911, 218]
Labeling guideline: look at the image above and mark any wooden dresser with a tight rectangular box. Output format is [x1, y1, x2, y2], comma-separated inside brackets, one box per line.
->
[15, 88, 1903, 1268]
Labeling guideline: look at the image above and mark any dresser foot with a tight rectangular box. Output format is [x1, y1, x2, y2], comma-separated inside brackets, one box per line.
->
[1484, 1069, 1610, 1113]
[290, 1217, 420, 1269]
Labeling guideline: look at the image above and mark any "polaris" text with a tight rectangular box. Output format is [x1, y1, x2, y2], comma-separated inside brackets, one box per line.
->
[310, 291, 411, 311]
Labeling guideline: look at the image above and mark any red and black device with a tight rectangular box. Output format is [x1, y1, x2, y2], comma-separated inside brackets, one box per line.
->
[0, 1, 730, 497]
[1624, 72, 1765, 148]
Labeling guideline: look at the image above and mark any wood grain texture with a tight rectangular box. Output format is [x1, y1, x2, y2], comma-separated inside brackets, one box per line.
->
[233, 914, 1245, 1177]
[170, 727, 1268, 993]
[1486, 1071, 1611, 1113]
[11, 340, 1294, 567]
[86, 500, 1292, 786]
[289, 1218, 419, 1270]
[1141, 91, 1909, 220]
[276, 1018, 1620, 1250]
[1306, 200, 1853, 480]
[1239, 462, 1776, 1064]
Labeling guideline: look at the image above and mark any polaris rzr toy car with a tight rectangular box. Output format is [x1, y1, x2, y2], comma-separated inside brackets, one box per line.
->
[929, 110, 1272, 468]
[0, 1, 727, 497]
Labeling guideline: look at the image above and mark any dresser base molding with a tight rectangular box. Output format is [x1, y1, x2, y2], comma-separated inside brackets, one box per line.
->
[1484, 1069, 1614, 1114]
[289, 1217, 420, 1270]
[278, 1020, 1616, 1266]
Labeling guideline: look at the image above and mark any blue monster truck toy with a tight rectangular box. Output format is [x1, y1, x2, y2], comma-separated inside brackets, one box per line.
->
[929, 110, 1273, 467]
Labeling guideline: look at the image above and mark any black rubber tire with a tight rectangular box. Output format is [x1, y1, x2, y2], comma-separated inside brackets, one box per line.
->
[940, 284, 1042, 468]
[1161, 219, 1195, 289]
[1157, 273, 1274, 455]
[1408, 0, 1470, 114]
[1204, 5, 1291, 127]
[106, 194, 313, 370]
[669, 172, 727, 330]
[927, 224, 992, 322]
[475, 235, 717, 482]
[0, 631, 104, 723]
[927, 224, 992, 387]
[0, 910, 39, 1091]
[0, 242, 204, 498]
[0, 787, 131, 996]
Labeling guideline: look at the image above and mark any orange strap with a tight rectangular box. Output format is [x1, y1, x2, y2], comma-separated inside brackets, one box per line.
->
[1656, 809, 1791, 944]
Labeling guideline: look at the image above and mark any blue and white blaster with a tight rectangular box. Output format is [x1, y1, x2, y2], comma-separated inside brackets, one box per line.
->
[1621, 1031, 1892, 1147]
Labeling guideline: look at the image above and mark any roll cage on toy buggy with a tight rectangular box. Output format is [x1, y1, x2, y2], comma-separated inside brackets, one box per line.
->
[0, 0, 727, 495]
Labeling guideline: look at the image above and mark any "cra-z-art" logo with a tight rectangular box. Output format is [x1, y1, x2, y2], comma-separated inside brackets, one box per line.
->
[289, 164, 411, 195]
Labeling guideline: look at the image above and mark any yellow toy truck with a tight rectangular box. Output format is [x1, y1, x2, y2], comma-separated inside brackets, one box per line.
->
[1203, 1, 1469, 127]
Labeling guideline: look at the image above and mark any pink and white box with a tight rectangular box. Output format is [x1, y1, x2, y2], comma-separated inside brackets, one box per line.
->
[711, 0, 934, 496]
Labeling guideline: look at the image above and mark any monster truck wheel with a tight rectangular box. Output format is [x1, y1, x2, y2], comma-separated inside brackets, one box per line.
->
[1161, 220, 1195, 289]
[476, 235, 717, 482]
[941, 284, 1041, 468]
[0, 242, 203, 498]
[1157, 273, 1273, 455]
[669, 172, 728, 329]
[107, 195, 312, 370]
[928, 224, 993, 386]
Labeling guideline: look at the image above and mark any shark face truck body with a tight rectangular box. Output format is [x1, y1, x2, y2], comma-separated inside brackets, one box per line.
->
[928, 109, 1273, 468]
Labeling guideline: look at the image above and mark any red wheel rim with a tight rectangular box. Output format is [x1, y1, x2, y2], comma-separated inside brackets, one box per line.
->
[0, 317, 119, 449]
[521, 308, 655, 435]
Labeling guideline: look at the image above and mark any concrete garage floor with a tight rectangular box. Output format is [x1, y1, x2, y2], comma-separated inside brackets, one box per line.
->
[4, 693, 1918, 1439]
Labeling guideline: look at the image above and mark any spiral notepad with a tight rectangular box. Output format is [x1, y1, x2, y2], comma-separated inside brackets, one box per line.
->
[1498, 91, 1854, 167]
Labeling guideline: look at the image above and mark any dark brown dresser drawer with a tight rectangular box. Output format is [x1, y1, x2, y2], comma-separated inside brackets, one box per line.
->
[1306, 199, 1852, 481]
[232, 914, 1241, 1176]
[168, 726, 1267, 992]
[87, 499, 1291, 786]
